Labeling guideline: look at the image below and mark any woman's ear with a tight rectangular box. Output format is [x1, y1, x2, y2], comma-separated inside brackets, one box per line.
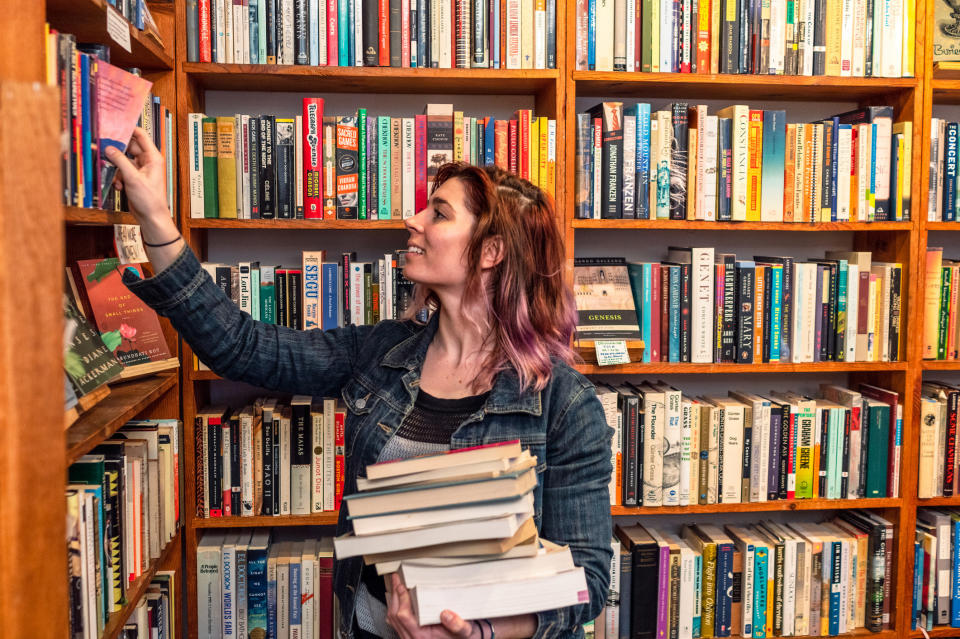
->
[480, 235, 505, 270]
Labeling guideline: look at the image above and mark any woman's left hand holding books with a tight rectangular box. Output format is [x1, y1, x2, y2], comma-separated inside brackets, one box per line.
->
[386, 573, 479, 639]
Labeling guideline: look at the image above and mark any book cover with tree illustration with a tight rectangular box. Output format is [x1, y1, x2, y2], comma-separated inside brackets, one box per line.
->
[75, 258, 173, 369]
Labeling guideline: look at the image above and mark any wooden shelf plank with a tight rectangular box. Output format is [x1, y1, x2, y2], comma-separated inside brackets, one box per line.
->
[910, 628, 960, 638]
[45, 0, 172, 70]
[188, 218, 408, 230]
[573, 71, 918, 101]
[101, 529, 181, 639]
[66, 372, 178, 465]
[182, 63, 558, 94]
[193, 513, 340, 528]
[575, 361, 909, 375]
[612, 497, 900, 517]
[925, 221, 960, 231]
[921, 361, 960, 371]
[191, 369, 221, 381]
[917, 496, 960, 506]
[64, 206, 137, 226]
[572, 219, 912, 231]
[931, 78, 960, 104]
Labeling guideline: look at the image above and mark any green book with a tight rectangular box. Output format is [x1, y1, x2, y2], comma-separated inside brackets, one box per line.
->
[201, 116, 219, 218]
[260, 265, 277, 324]
[378, 116, 391, 220]
[863, 400, 890, 498]
[251, 266, 261, 321]
[939, 266, 951, 360]
[358, 108, 367, 220]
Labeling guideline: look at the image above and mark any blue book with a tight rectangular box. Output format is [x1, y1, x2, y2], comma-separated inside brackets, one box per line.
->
[417, 0, 429, 66]
[752, 543, 768, 639]
[339, 0, 351, 64]
[828, 541, 842, 636]
[835, 260, 847, 361]
[760, 110, 785, 222]
[668, 265, 681, 363]
[946, 123, 958, 222]
[267, 546, 278, 639]
[869, 122, 878, 220]
[587, 0, 596, 69]
[321, 263, 339, 329]
[914, 539, 923, 630]
[828, 117, 840, 221]
[485, 117, 495, 166]
[249, 0, 261, 63]
[493, 0, 500, 68]
[769, 264, 782, 361]
[258, 0, 267, 62]
[718, 117, 733, 221]
[692, 552, 702, 638]
[308, 0, 318, 64]
[289, 555, 301, 631]
[714, 540, 734, 637]
[80, 54, 94, 208]
[952, 517, 960, 626]
[247, 532, 270, 638]
[634, 103, 651, 220]
[378, 116, 391, 219]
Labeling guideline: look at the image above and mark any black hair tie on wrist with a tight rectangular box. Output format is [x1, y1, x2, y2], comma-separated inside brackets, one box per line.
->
[143, 234, 182, 248]
[474, 619, 486, 639]
[483, 619, 495, 639]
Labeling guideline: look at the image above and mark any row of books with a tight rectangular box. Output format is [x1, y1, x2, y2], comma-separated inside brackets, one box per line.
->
[199, 251, 417, 339]
[596, 382, 901, 508]
[924, 248, 960, 361]
[573, 250, 904, 365]
[927, 119, 960, 222]
[185, 0, 557, 69]
[186, 100, 556, 220]
[606, 513, 894, 639]
[115, 574, 178, 639]
[46, 30, 175, 212]
[913, 509, 960, 631]
[194, 399, 346, 519]
[196, 531, 335, 639]
[102, 0, 162, 39]
[574, 0, 915, 78]
[918, 382, 960, 499]
[67, 419, 182, 638]
[335, 440, 585, 625]
[575, 103, 910, 223]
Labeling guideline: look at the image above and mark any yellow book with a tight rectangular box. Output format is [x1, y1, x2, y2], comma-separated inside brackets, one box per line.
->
[545, 119, 556, 197]
[824, 0, 842, 76]
[893, 121, 912, 221]
[216, 116, 238, 219]
[537, 116, 548, 189]
[453, 111, 464, 162]
[903, 0, 915, 77]
[530, 117, 539, 187]
[746, 110, 763, 222]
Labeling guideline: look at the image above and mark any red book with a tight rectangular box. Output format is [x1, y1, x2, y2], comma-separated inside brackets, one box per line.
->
[401, 0, 411, 66]
[508, 119, 518, 174]
[316, 546, 334, 639]
[208, 414, 223, 518]
[198, 0, 212, 62]
[634, 0, 642, 71]
[303, 98, 324, 218]
[327, 0, 339, 65]
[786, 410, 796, 499]
[194, 415, 205, 518]
[379, 0, 390, 65]
[334, 408, 346, 509]
[414, 114, 427, 212]
[74, 258, 173, 369]
[660, 265, 670, 361]
[513, 109, 530, 179]
[860, 384, 902, 498]
[650, 262, 661, 363]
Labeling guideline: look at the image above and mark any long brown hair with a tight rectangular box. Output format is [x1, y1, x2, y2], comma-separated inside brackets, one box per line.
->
[407, 163, 577, 393]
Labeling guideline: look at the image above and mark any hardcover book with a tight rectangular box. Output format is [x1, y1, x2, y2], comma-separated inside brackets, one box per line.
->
[573, 257, 643, 342]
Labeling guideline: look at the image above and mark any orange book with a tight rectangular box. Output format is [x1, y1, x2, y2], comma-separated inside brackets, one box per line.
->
[783, 123, 797, 222]
[494, 119, 509, 169]
[800, 124, 814, 222]
[747, 110, 763, 221]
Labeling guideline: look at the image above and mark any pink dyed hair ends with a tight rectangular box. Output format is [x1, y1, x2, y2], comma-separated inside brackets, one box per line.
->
[406, 163, 577, 393]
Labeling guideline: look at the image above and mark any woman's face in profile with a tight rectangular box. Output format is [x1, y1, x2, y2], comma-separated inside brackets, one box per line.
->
[402, 178, 477, 292]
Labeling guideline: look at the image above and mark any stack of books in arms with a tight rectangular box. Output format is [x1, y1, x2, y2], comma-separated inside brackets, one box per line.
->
[185, 0, 556, 69]
[196, 530, 336, 639]
[198, 250, 417, 338]
[187, 99, 556, 221]
[574, 0, 913, 77]
[923, 248, 960, 361]
[913, 509, 960, 631]
[574, 250, 904, 365]
[45, 31, 175, 212]
[597, 381, 902, 507]
[600, 513, 894, 639]
[333, 440, 589, 625]
[67, 419, 182, 638]
[195, 398, 347, 518]
[918, 382, 960, 499]
[575, 103, 911, 223]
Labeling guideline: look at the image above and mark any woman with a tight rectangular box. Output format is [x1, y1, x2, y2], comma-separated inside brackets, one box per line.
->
[109, 127, 612, 639]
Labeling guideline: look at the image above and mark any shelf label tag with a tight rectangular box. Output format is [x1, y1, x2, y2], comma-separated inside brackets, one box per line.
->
[114, 224, 148, 264]
[106, 5, 133, 53]
[595, 340, 630, 366]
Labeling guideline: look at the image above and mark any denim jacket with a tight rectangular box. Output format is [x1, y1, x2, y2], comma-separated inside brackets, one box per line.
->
[124, 246, 613, 639]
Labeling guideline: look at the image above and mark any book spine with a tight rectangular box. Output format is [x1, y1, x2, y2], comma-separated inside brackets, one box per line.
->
[335, 116, 359, 219]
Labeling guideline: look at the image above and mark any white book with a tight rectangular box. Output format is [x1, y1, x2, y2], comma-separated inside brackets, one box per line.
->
[438, 0, 452, 67]
[675, 536, 695, 639]
[214, 0, 226, 63]
[234, 114, 244, 218]
[279, 409, 291, 515]
[692, 247, 715, 362]
[350, 262, 367, 325]
[223, 0, 234, 63]
[323, 398, 336, 511]
[706, 396, 744, 503]
[280, 0, 295, 64]
[852, 0, 866, 74]
[715, 105, 749, 220]
[197, 533, 224, 639]
[687, 398, 702, 505]
[238, 262, 253, 315]
[301, 540, 316, 639]
[383, 253, 394, 320]
[316, 0, 327, 64]
[240, 407, 254, 516]
[596, 385, 621, 505]
[521, 0, 534, 67]
[770, 523, 798, 635]
[605, 539, 620, 637]
[638, 384, 664, 506]
[623, 115, 636, 218]
[659, 0, 672, 72]
[769, 0, 785, 73]
[352, 492, 534, 536]
[402, 118, 415, 218]
[222, 533, 238, 639]
[729, 390, 770, 502]
[701, 115, 719, 221]
[276, 543, 290, 639]
[702, 401, 721, 504]
[836, 125, 852, 221]
[879, 0, 903, 77]
[650, 382, 682, 506]
[625, 0, 635, 70]
[801, 262, 818, 362]
[76, 492, 96, 639]
[802, 0, 815, 73]
[235, 531, 250, 639]
[840, 0, 854, 75]
[233, 0, 246, 63]
[188, 113, 205, 218]
[679, 397, 692, 506]
[312, 403, 324, 513]
[535, 0, 546, 68]
[355, 0, 364, 67]
[595, 0, 614, 71]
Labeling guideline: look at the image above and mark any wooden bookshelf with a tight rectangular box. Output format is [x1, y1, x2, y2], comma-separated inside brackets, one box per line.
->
[909, 628, 960, 638]
[194, 513, 341, 528]
[921, 360, 960, 370]
[187, 218, 409, 230]
[572, 219, 913, 231]
[574, 361, 910, 375]
[611, 498, 902, 517]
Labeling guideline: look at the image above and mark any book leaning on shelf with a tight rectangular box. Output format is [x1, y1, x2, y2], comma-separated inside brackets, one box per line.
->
[918, 382, 960, 498]
[186, 99, 556, 220]
[596, 381, 902, 508]
[913, 509, 960, 631]
[63, 279, 123, 419]
[67, 419, 182, 637]
[575, 0, 914, 77]
[921, 247, 960, 361]
[185, 0, 556, 69]
[576, 248, 904, 365]
[196, 530, 335, 639]
[45, 30, 176, 213]
[576, 102, 910, 223]
[117, 572, 176, 639]
[603, 513, 894, 639]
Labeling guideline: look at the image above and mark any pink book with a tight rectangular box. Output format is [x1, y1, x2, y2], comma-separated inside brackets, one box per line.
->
[327, 0, 338, 65]
[303, 98, 324, 218]
[415, 114, 427, 212]
[650, 262, 661, 363]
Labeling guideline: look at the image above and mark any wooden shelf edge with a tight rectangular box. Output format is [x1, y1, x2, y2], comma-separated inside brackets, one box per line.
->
[187, 218, 408, 230]
[183, 63, 558, 79]
[925, 221, 960, 231]
[572, 219, 912, 231]
[572, 71, 918, 87]
[192, 513, 340, 528]
[64, 206, 138, 226]
[909, 627, 960, 638]
[612, 497, 901, 516]
[101, 528, 181, 639]
[66, 372, 178, 465]
[917, 496, 960, 506]
[575, 361, 909, 375]
[922, 360, 960, 371]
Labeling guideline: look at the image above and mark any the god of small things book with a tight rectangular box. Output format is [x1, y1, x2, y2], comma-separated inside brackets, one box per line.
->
[572, 257, 642, 341]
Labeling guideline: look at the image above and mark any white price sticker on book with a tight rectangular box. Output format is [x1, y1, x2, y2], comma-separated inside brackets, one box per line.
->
[105, 5, 132, 53]
[114, 224, 148, 264]
[594, 340, 630, 366]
